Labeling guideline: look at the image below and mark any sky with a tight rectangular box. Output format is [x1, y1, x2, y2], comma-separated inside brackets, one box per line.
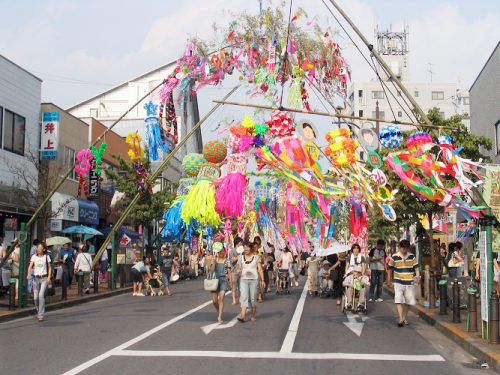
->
[0, 0, 499, 115]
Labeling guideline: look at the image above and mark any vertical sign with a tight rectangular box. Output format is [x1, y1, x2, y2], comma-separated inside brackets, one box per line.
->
[88, 160, 99, 198]
[483, 167, 500, 250]
[41, 112, 60, 160]
[479, 230, 489, 322]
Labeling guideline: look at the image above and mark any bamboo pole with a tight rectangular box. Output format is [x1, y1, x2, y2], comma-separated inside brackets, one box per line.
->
[91, 86, 240, 267]
[213, 99, 458, 130]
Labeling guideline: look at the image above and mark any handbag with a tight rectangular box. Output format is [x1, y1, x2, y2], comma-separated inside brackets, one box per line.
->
[204, 275, 219, 292]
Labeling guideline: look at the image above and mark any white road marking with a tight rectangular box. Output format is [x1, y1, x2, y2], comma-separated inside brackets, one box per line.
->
[280, 284, 308, 353]
[343, 312, 368, 337]
[61, 299, 214, 375]
[201, 315, 239, 334]
[115, 350, 445, 362]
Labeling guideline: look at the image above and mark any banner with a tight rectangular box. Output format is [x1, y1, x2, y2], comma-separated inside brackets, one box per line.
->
[89, 160, 100, 198]
[41, 112, 60, 160]
[483, 166, 500, 251]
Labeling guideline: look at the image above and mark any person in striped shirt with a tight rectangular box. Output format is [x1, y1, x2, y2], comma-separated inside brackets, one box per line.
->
[388, 240, 421, 327]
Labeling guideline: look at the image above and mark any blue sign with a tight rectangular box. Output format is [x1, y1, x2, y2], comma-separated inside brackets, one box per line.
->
[41, 111, 60, 160]
[77, 198, 99, 226]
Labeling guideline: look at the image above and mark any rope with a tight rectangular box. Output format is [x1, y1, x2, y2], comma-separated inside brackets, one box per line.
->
[370, 55, 397, 122]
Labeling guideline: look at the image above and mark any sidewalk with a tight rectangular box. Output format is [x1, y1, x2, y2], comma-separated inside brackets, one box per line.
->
[385, 285, 500, 371]
[0, 282, 132, 323]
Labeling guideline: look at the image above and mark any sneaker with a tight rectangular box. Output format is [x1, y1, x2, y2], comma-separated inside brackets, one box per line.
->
[403, 320, 410, 326]
[137, 293, 145, 297]
[357, 304, 365, 311]
[368, 298, 374, 303]
[132, 292, 137, 296]
[376, 298, 384, 302]
[295, 281, 299, 287]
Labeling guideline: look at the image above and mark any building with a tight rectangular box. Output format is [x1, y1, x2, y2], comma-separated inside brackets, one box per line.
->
[41, 103, 99, 236]
[470, 41, 500, 164]
[347, 27, 470, 130]
[0, 55, 42, 242]
[67, 61, 203, 183]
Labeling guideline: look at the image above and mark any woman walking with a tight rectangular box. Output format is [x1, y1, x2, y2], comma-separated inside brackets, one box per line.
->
[210, 242, 232, 323]
[74, 245, 93, 294]
[27, 242, 52, 321]
[237, 241, 265, 322]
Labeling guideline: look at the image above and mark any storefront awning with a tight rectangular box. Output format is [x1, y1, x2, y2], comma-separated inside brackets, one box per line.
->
[50, 192, 99, 226]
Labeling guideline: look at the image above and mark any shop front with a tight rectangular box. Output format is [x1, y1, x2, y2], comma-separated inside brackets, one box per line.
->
[49, 192, 99, 234]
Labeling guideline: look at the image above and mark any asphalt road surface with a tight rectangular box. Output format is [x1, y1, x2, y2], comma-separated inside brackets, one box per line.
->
[0, 277, 493, 375]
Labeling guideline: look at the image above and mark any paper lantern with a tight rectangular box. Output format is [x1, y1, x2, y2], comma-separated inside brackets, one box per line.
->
[182, 153, 206, 176]
[406, 131, 433, 153]
[203, 140, 227, 164]
[379, 125, 403, 149]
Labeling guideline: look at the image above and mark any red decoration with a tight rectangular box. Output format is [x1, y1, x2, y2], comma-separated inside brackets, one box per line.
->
[265, 111, 294, 137]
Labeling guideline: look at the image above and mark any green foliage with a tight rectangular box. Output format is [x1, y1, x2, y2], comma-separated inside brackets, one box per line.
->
[105, 155, 177, 229]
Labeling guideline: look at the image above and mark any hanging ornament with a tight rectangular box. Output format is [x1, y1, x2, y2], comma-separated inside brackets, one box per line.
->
[144, 100, 168, 161]
[182, 153, 206, 176]
[203, 140, 227, 164]
[74, 149, 94, 199]
[90, 142, 108, 176]
[215, 153, 248, 218]
[406, 131, 433, 153]
[379, 125, 403, 149]
[126, 132, 144, 162]
[266, 111, 294, 137]
[324, 128, 359, 167]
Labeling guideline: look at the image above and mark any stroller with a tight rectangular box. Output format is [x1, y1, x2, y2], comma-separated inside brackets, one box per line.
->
[276, 269, 291, 294]
[146, 267, 164, 296]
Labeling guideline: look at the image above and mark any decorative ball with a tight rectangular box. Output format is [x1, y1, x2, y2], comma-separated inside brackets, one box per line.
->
[212, 242, 224, 252]
[438, 135, 453, 145]
[266, 111, 294, 137]
[406, 131, 433, 153]
[203, 140, 227, 164]
[182, 153, 206, 176]
[379, 125, 403, 149]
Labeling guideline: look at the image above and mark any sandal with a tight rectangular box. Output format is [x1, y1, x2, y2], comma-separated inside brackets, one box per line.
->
[237, 317, 246, 323]
[403, 320, 410, 326]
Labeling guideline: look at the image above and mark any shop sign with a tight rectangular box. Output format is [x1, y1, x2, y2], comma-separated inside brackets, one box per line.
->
[479, 230, 489, 322]
[50, 219, 63, 232]
[89, 160, 100, 198]
[41, 112, 59, 160]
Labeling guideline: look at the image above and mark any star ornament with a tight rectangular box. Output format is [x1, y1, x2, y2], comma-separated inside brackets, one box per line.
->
[144, 100, 159, 117]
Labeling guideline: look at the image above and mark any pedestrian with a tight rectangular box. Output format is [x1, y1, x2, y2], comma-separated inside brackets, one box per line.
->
[346, 243, 366, 274]
[204, 249, 214, 278]
[100, 244, 110, 283]
[160, 245, 173, 296]
[9, 239, 20, 299]
[368, 239, 386, 302]
[85, 239, 96, 256]
[447, 242, 462, 278]
[1, 238, 12, 295]
[331, 251, 347, 304]
[388, 240, 421, 327]
[29, 239, 40, 257]
[59, 243, 75, 287]
[130, 257, 152, 296]
[27, 242, 52, 322]
[237, 241, 265, 322]
[229, 237, 243, 305]
[74, 245, 93, 294]
[210, 242, 232, 323]
[455, 241, 465, 276]
[189, 250, 199, 277]
[306, 254, 320, 296]
[343, 265, 369, 311]
[439, 243, 449, 276]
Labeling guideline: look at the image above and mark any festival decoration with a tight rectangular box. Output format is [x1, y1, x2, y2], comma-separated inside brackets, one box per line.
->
[324, 128, 359, 167]
[125, 132, 151, 195]
[367, 151, 383, 169]
[379, 125, 403, 149]
[285, 185, 310, 254]
[90, 142, 108, 176]
[266, 111, 294, 137]
[214, 153, 248, 218]
[203, 140, 227, 164]
[406, 131, 433, 153]
[177, 177, 196, 196]
[144, 100, 168, 161]
[162, 198, 185, 242]
[182, 153, 206, 176]
[74, 149, 94, 198]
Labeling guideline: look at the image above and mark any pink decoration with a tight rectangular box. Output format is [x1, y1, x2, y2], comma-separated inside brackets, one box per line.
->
[239, 135, 254, 152]
[74, 149, 94, 175]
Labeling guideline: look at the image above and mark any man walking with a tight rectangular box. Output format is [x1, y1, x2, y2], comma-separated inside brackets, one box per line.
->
[160, 245, 173, 296]
[369, 239, 386, 302]
[388, 240, 420, 327]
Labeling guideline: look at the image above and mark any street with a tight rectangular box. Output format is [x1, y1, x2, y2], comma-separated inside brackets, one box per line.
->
[0, 278, 490, 375]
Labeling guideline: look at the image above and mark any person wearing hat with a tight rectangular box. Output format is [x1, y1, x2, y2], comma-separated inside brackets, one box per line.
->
[343, 265, 369, 311]
[160, 245, 173, 296]
[210, 242, 233, 324]
[318, 260, 333, 290]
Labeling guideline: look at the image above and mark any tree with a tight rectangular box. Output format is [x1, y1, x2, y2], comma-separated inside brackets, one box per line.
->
[105, 154, 177, 244]
[371, 108, 492, 269]
[1, 150, 70, 237]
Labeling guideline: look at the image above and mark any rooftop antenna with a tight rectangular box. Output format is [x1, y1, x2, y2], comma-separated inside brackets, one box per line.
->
[426, 62, 435, 83]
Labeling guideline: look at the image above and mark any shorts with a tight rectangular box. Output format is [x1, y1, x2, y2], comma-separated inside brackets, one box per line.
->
[217, 276, 230, 292]
[394, 283, 416, 305]
[161, 270, 170, 286]
[131, 269, 143, 284]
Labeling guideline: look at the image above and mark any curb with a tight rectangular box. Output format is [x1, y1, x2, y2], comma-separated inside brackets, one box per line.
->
[0, 287, 133, 323]
[384, 286, 500, 371]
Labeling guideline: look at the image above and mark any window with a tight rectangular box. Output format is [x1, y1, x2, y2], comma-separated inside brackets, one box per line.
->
[432, 91, 444, 100]
[3, 109, 26, 155]
[358, 110, 364, 117]
[397, 111, 402, 117]
[358, 90, 363, 97]
[371, 91, 384, 99]
[90, 108, 99, 118]
[62, 146, 77, 180]
[414, 90, 419, 98]
[463, 97, 470, 105]
[372, 111, 385, 120]
[496, 121, 500, 155]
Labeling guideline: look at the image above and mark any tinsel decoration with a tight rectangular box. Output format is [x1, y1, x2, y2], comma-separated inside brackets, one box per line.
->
[266, 111, 294, 137]
[74, 149, 94, 199]
[90, 142, 108, 177]
[159, 91, 178, 146]
[144, 100, 168, 161]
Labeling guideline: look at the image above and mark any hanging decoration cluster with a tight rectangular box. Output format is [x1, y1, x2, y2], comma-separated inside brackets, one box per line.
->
[126, 132, 151, 195]
[74, 149, 94, 199]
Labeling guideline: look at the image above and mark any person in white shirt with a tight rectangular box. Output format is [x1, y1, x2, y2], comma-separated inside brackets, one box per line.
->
[74, 244, 93, 294]
[27, 243, 52, 321]
[130, 258, 152, 296]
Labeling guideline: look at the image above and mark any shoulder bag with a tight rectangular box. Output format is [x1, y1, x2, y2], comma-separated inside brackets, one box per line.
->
[204, 273, 219, 292]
